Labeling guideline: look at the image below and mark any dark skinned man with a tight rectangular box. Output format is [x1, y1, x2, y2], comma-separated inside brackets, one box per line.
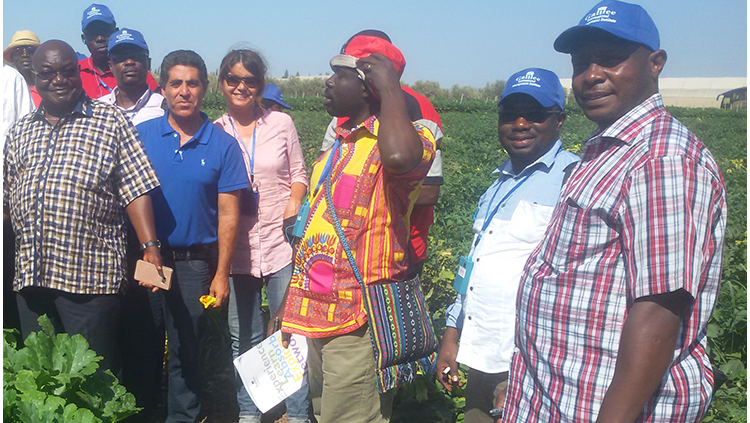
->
[3, 40, 163, 375]
[437, 68, 578, 423]
[503, 2, 727, 422]
[78, 4, 157, 98]
[275, 36, 436, 423]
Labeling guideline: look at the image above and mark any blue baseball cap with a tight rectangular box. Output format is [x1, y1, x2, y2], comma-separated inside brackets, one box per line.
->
[81, 4, 116, 31]
[554, 0, 659, 53]
[108, 28, 148, 53]
[499, 68, 565, 109]
[262, 83, 291, 110]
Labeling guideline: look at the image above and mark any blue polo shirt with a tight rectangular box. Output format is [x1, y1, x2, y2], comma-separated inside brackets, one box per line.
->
[136, 113, 249, 248]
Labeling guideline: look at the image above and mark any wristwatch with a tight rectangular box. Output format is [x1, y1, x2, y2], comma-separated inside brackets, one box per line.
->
[489, 408, 503, 418]
[139, 240, 161, 251]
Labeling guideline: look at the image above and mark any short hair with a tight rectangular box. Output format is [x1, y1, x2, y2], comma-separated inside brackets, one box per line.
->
[218, 49, 267, 99]
[159, 49, 208, 89]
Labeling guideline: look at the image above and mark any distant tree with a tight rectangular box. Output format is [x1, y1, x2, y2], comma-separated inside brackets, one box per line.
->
[284, 69, 289, 78]
[296, 71, 300, 77]
[409, 80, 448, 100]
[479, 80, 505, 101]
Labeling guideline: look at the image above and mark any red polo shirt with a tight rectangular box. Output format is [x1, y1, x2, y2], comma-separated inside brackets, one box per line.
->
[78, 57, 159, 99]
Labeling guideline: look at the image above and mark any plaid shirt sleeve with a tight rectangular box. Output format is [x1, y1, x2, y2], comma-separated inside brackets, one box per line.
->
[622, 155, 727, 301]
[112, 112, 159, 206]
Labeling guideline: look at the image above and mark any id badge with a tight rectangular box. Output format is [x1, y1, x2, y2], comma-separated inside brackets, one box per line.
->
[291, 201, 311, 239]
[453, 255, 474, 295]
[240, 187, 259, 216]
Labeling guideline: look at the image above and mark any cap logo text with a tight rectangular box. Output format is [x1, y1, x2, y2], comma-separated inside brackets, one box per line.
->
[511, 71, 542, 89]
[584, 6, 617, 25]
[87, 6, 102, 19]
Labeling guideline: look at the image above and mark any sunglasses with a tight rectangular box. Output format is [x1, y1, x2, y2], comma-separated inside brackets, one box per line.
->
[224, 74, 258, 89]
[11, 46, 36, 57]
[499, 109, 561, 124]
[33, 67, 79, 82]
[109, 51, 149, 64]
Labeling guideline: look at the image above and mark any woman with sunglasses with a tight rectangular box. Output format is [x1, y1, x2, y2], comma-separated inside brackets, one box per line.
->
[214, 48, 309, 423]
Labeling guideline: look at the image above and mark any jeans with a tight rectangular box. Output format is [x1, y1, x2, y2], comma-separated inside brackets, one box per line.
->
[228, 264, 309, 422]
[149, 259, 212, 423]
[16, 287, 122, 375]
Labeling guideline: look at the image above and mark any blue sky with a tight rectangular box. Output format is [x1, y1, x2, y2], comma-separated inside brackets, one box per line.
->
[3, 0, 747, 88]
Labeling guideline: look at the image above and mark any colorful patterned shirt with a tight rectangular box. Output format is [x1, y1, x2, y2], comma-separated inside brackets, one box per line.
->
[3, 95, 160, 294]
[282, 115, 436, 338]
[504, 94, 727, 423]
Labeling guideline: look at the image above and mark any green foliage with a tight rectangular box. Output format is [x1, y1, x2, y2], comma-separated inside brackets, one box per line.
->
[197, 98, 746, 421]
[3, 316, 140, 422]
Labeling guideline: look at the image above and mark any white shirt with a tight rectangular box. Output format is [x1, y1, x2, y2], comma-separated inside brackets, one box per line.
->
[445, 141, 579, 373]
[2, 65, 33, 143]
[99, 87, 165, 126]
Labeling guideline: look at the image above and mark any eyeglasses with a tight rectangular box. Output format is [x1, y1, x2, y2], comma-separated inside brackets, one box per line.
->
[109, 51, 149, 64]
[499, 109, 561, 124]
[224, 74, 258, 89]
[33, 67, 79, 82]
[11, 46, 36, 57]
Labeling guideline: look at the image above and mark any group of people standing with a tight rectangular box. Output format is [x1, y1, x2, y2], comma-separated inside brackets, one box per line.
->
[3, 1, 727, 423]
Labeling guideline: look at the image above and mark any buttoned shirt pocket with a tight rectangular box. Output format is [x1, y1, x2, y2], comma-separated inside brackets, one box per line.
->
[58, 146, 112, 193]
[507, 200, 554, 244]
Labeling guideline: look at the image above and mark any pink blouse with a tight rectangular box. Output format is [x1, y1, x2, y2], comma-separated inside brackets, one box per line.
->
[214, 110, 308, 277]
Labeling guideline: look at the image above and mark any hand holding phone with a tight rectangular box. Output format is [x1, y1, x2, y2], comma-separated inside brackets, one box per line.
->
[134, 259, 173, 290]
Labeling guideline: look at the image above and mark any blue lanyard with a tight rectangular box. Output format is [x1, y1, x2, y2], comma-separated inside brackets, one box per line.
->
[474, 172, 533, 246]
[91, 58, 114, 93]
[228, 116, 258, 179]
[313, 138, 342, 197]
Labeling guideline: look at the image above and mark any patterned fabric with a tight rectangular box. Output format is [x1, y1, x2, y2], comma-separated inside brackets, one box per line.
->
[364, 275, 438, 392]
[282, 115, 436, 338]
[4, 95, 160, 295]
[504, 94, 727, 423]
[325, 171, 437, 392]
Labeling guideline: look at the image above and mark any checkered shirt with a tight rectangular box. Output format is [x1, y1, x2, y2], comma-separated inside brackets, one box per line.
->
[504, 94, 727, 423]
[3, 96, 160, 295]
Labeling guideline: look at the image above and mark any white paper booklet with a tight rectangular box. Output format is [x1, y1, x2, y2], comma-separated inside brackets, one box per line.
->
[233, 330, 308, 413]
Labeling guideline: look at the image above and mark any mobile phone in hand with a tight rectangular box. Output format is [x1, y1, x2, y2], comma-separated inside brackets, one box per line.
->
[134, 259, 173, 290]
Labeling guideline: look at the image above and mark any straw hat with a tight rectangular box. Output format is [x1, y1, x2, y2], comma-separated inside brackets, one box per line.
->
[4, 30, 41, 63]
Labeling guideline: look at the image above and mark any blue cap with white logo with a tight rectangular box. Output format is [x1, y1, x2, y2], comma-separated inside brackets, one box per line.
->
[554, 0, 659, 53]
[499, 68, 565, 109]
[262, 83, 291, 110]
[81, 4, 116, 31]
[108, 28, 148, 53]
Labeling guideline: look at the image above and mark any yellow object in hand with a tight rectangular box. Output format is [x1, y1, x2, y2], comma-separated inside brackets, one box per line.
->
[200, 295, 217, 309]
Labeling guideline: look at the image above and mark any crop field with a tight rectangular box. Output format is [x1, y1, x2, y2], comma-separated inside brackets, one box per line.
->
[202, 96, 747, 422]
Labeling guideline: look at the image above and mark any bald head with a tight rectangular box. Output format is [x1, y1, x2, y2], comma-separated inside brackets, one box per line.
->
[32, 40, 83, 116]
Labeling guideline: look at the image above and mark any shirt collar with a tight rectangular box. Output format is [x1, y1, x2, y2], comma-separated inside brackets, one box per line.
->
[110, 86, 154, 113]
[334, 114, 378, 142]
[79, 56, 112, 77]
[585, 93, 665, 146]
[159, 111, 212, 144]
[33, 94, 94, 121]
[494, 139, 564, 177]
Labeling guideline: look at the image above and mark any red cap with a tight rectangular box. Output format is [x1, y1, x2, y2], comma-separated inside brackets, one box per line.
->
[330, 35, 406, 77]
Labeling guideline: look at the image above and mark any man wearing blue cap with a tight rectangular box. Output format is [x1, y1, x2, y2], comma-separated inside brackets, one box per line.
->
[504, 2, 727, 422]
[261, 82, 291, 112]
[100, 28, 165, 125]
[78, 4, 157, 98]
[435, 68, 578, 423]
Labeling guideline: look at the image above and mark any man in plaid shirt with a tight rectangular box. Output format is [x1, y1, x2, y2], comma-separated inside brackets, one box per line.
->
[3, 40, 162, 374]
[503, 1, 727, 422]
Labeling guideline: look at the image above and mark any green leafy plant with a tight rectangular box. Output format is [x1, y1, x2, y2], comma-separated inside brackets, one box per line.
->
[3, 315, 140, 422]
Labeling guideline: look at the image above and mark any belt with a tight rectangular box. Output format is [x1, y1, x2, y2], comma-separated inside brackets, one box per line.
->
[162, 243, 217, 262]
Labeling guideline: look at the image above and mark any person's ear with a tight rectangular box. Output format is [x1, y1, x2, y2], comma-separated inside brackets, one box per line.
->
[648, 49, 667, 79]
[556, 111, 567, 131]
[81, 34, 86, 44]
